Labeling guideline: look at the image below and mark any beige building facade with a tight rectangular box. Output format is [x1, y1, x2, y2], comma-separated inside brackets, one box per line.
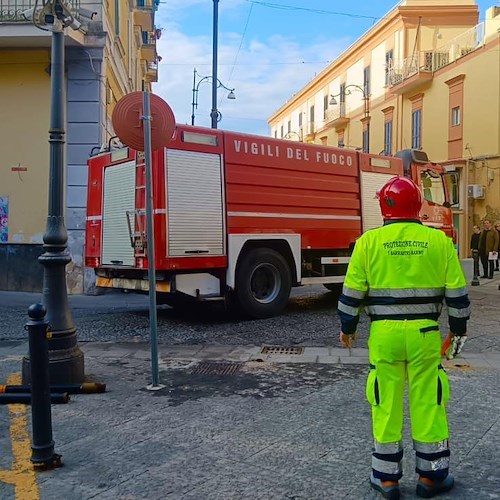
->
[0, 0, 158, 292]
[269, 0, 500, 258]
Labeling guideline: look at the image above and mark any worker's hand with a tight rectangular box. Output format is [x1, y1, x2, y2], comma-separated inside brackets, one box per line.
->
[442, 332, 467, 360]
[339, 332, 356, 349]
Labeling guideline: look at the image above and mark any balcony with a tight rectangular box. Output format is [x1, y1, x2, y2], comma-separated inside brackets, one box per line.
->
[389, 22, 485, 94]
[133, 0, 153, 32]
[387, 53, 433, 94]
[324, 103, 350, 130]
[139, 30, 156, 62]
[0, 0, 80, 23]
[145, 60, 158, 82]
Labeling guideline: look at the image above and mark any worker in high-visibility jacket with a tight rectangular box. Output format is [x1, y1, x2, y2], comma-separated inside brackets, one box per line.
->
[338, 176, 470, 500]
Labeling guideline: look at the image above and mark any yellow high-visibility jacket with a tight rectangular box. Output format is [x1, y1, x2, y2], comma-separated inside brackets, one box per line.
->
[338, 220, 471, 335]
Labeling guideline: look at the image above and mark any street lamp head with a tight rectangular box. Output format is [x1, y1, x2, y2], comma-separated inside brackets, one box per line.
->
[329, 95, 337, 106]
[227, 90, 236, 100]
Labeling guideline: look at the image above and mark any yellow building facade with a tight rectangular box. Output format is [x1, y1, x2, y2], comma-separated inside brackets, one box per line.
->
[0, 0, 159, 292]
[269, 0, 500, 258]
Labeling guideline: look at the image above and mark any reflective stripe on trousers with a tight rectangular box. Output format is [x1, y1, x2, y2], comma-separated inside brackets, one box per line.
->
[366, 319, 451, 481]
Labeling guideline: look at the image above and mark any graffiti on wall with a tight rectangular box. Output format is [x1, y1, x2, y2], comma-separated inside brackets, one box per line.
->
[0, 196, 8, 242]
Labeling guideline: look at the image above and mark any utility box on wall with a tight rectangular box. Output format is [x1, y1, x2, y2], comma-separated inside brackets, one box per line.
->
[467, 184, 485, 199]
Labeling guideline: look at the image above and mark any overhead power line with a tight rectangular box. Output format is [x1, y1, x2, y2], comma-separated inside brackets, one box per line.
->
[243, 0, 385, 21]
[158, 61, 332, 67]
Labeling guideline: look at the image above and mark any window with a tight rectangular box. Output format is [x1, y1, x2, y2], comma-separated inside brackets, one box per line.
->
[323, 95, 329, 119]
[274, 130, 277, 139]
[421, 170, 445, 206]
[298, 112, 303, 128]
[362, 126, 370, 153]
[338, 130, 345, 148]
[115, 0, 120, 35]
[287, 120, 291, 133]
[384, 121, 392, 155]
[309, 105, 315, 133]
[451, 106, 460, 126]
[280, 125, 284, 138]
[444, 172, 460, 208]
[385, 50, 393, 85]
[339, 83, 346, 103]
[412, 109, 422, 149]
[364, 66, 371, 96]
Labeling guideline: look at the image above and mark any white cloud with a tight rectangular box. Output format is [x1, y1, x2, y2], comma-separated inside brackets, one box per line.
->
[153, 7, 352, 136]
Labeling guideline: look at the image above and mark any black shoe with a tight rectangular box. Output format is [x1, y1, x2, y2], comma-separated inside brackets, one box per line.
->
[481, 275, 488, 278]
[416, 474, 454, 498]
[370, 472, 400, 499]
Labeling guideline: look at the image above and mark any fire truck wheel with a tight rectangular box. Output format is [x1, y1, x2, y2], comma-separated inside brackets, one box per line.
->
[235, 248, 292, 319]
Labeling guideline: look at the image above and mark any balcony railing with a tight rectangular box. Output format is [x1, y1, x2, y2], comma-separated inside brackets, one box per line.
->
[430, 22, 485, 71]
[136, 0, 153, 9]
[324, 103, 348, 123]
[0, 0, 80, 23]
[388, 22, 485, 86]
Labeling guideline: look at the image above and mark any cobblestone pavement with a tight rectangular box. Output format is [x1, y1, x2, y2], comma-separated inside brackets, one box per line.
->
[0, 260, 498, 499]
[0, 260, 498, 352]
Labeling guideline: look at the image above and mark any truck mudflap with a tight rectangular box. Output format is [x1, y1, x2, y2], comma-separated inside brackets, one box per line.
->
[96, 276, 171, 293]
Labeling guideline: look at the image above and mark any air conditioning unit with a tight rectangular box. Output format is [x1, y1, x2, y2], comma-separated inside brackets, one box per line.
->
[467, 184, 485, 199]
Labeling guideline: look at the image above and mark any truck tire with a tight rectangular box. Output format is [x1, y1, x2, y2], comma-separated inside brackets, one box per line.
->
[235, 248, 292, 319]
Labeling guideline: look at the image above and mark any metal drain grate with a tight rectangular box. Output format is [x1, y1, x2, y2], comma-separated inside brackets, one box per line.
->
[191, 361, 242, 375]
[260, 345, 304, 355]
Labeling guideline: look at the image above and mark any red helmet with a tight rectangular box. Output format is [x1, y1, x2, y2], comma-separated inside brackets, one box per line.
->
[378, 176, 422, 220]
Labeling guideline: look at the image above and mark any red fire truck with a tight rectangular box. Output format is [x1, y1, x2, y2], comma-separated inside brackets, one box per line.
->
[85, 125, 455, 318]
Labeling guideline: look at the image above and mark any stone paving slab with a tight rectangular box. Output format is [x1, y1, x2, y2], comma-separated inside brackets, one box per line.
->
[73, 342, 500, 370]
[1, 341, 500, 499]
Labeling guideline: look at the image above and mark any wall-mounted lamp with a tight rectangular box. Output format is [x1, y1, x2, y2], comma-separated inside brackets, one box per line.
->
[330, 84, 369, 118]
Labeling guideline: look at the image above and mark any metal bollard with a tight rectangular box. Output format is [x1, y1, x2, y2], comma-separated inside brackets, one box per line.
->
[471, 249, 480, 286]
[26, 303, 63, 470]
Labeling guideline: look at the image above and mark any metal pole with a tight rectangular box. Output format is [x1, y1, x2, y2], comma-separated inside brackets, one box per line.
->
[211, 0, 219, 129]
[142, 91, 164, 391]
[22, 26, 84, 385]
[191, 68, 197, 126]
[26, 304, 63, 469]
[471, 249, 480, 286]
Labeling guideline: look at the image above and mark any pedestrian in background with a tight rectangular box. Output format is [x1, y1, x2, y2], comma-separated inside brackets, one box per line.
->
[494, 222, 500, 271]
[338, 177, 470, 499]
[478, 219, 499, 279]
[470, 224, 481, 278]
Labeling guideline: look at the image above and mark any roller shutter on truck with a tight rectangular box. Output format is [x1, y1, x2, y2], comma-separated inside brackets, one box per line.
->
[166, 149, 225, 257]
[102, 161, 136, 266]
[360, 172, 398, 232]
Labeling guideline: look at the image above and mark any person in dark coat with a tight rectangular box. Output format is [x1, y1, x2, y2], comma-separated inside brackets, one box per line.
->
[470, 225, 481, 278]
[495, 222, 500, 271]
[478, 219, 499, 279]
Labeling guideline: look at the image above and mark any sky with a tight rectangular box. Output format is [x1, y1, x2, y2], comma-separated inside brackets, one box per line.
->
[154, 0, 496, 136]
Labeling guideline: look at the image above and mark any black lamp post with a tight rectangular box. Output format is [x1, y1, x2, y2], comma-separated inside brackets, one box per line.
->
[330, 84, 370, 152]
[22, 0, 84, 384]
[191, 68, 235, 127]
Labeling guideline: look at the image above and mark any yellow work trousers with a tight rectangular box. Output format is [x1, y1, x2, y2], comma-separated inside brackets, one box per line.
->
[366, 319, 451, 481]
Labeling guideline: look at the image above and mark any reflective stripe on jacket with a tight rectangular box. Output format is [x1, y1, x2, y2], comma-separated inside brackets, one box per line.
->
[338, 220, 470, 335]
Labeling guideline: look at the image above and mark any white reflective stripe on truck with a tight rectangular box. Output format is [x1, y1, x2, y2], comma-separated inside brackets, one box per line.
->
[228, 211, 360, 220]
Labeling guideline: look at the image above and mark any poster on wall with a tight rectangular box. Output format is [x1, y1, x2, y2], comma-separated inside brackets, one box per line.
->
[0, 196, 8, 243]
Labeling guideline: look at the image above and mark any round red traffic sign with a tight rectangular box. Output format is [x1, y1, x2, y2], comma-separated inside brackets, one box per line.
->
[112, 92, 176, 151]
